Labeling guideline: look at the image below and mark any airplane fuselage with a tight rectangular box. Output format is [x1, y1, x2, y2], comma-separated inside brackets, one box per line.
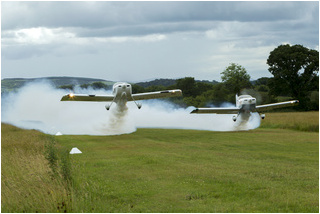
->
[237, 95, 256, 113]
[112, 82, 132, 105]
[235, 95, 257, 122]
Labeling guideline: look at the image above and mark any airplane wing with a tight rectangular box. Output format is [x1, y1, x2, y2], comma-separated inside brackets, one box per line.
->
[256, 100, 299, 112]
[130, 89, 182, 101]
[60, 93, 114, 102]
[190, 107, 239, 114]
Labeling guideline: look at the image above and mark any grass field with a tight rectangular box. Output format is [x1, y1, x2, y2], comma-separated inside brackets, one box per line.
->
[260, 111, 319, 132]
[1, 124, 70, 213]
[1, 111, 319, 212]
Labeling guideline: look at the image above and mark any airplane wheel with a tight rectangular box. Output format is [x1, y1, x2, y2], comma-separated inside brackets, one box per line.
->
[232, 116, 237, 122]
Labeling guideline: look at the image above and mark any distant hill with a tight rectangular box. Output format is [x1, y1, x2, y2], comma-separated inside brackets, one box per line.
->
[135, 78, 219, 88]
[196, 80, 219, 85]
[1, 76, 115, 93]
[1, 76, 222, 94]
[135, 79, 177, 88]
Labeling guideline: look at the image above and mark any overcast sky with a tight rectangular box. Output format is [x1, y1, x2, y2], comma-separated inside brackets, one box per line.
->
[1, 1, 319, 82]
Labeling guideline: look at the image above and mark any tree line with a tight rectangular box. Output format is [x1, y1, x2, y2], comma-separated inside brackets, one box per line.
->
[133, 44, 318, 111]
[59, 44, 318, 111]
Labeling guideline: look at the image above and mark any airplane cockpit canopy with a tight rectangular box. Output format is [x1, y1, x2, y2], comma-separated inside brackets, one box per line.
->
[238, 95, 253, 99]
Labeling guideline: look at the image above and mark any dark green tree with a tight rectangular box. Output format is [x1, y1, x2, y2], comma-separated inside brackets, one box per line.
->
[220, 63, 252, 94]
[255, 77, 271, 86]
[176, 77, 198, 97]
[91, 82, 110, 90]
[145, 85, 166, 92]
[131, 84, 145, 93]
[80, 83, 90, 89]
[196, 82, 214, 95]
[201, 83, 231, 106]
[59, 85, 74, 90]
[267, 44, 319, 109]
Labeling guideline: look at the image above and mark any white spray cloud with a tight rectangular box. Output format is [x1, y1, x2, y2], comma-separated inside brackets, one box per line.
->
[130, 100, 261, 131]
[1, 82, 260, 135]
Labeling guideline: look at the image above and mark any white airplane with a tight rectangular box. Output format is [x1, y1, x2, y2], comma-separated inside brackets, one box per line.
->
[60, 82, 182, 110]
[191, 94, 299, 122]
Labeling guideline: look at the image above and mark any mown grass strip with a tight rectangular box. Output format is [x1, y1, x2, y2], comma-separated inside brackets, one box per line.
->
[57, 127, 318, 212]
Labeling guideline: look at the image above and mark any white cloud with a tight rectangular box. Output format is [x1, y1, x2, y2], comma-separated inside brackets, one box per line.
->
[93, 34, 167, 43]
[1, 1, 318, 81]
[3, 27, 75, 45]
[3, 27, 166, 46]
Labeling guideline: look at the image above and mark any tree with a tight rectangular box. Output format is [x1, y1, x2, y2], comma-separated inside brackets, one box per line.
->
[267, 44, 319, 109]
[91, 82, 111, 90]
[202, 83, 230, 106]
[131, 84, 145, 93]
[176, 77, 198, 97]
[220, 63, 252, 94]
[59, 85, 74, 90]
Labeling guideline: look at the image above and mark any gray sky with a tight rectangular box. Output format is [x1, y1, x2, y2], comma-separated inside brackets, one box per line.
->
[1, 1, 319, 82]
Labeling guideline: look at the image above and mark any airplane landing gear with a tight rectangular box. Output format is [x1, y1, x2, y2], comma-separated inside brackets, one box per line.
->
[131, 95, 142, 109]
[232, 115, 237, 122]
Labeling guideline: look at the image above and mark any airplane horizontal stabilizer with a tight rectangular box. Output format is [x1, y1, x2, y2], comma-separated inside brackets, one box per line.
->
[61, 94, 114, 102]
[256, 100, 299, 112]
[191, 107, 239, 114]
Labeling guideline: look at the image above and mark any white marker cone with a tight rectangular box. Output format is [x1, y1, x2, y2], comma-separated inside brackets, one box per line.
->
[70, 147, 82, 154]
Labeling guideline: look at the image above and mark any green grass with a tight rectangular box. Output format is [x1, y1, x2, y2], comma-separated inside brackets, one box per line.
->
[54, 128, 318, 212]
[1, 124, 72, 213]
[260, 111, 319, 132]
[1, 111, 319, 212]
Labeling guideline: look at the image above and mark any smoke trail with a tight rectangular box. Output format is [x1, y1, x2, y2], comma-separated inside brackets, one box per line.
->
[1, 80, 133, 135]
[97, 104, 136, 135]
[129, 100, 260, 131]
[1, 81, 260, 135]
[233, 112, 261, 131]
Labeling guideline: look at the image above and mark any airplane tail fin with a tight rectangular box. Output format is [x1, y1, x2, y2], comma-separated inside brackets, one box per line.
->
[236, 94, 239, 107]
